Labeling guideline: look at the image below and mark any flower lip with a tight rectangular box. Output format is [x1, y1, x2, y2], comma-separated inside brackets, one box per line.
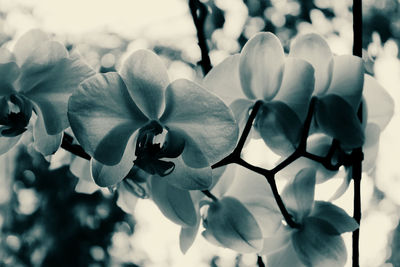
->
[134, 120, 185, 176]
[0, 94, 32, 137]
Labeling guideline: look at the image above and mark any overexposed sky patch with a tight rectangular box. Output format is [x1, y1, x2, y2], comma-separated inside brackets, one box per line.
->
[1, 0, 195, 39]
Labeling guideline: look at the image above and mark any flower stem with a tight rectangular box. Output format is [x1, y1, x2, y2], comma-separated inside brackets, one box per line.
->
[257, 256, 265, 267]
[267, 175, 300, 228]
[353, 0, 363, 58]
[235, 100, 264, 154]
[212, 100, 263, 169]
[61, 133, 91, 160]
[352, 0, 363, 266]
[189, 0, 212, 75]
[202, 190, 218, 201]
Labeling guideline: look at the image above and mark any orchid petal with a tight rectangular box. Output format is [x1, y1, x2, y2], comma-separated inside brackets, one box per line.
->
[277, 134, 338, 184]
[0, 47, 16, 63]
[230, 98, 254, 135]
[180, 191, 202, 254]
[32, 112, 63, 155]
[211, 165, 236, 198]
[255, 101, 303, 156]
[208, 166, 227, 191]
[310, 201, 359, 234]
[315, 95, 364, 149]
[180, 222, 200, 254]
[363, 123, 381, 172]
[329, 170, 352, 201]
[70, 156, 92, 181]
[149, 176, 197, 227]
[225, 167, 281, 237]
[162, 156, 212, 190]
[68, 72, 148, 165]
[90, 133, 137, 187]
[0, 135, 21, 155]
[266, 240, 307, 267]
[17, 40, 68, 92]
[0, 62, 19, 96]
[205, 197, 263, 253]
[307, 135, 337, 183]
[0, 48, 19, 94]
[273, 57, 315, 121]
[327, 55, 364, 111]
[116, 181, 140, 214]
[289, 33, 333, 95]
[120, 50, 169, 119]
[91, 158, 131, 187]
[293, 217, 347, 267]
[201, 229, 224, 247]
[259, 224, 291, 255]
[21, 49, 95, 135]
[363, 74, 394, 130]
[203, 54, 245, 105]
[282, 168, 316, 220]
[239, 32, 285, 100]
[160, 79, 238, 167]
[74, 179, 100, 194]
[13, 29, 50, 66]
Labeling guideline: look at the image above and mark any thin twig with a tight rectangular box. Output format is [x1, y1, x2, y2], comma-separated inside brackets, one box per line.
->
[352, 0, 363, 266]
[61, 133, 91, 160]
[189, 0, 212, 75]
[202, 190, 218, 201]
[257, 256, 266, 267]
[212, 100, 263, 169]
[266, 175, 300, 228]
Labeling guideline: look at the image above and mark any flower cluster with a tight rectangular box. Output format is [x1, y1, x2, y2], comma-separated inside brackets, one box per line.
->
[0, 29, 94, 155]
[0, 28, 394, 267]
[68, 49, 238, 224]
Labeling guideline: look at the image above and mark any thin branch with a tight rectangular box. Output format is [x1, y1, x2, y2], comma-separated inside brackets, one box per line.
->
[189, 0, 212, 75]
[202, 190, 218, 201]
[61, 133, 91, 160]
[270, 97, 316, 174]
[266, 175, 300, 229]
[235, 157, 270, 177]
[298, 97, 317, 151]
[353, 0, 363, 58]
[270, 150, 302, 175]
[212, 98, 319, 229]
[352, 0, 363, 266]
[257, 256, 266, 267]
[212, 100, 263, 169]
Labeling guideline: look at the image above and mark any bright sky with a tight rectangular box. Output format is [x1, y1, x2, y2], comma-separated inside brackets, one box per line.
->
[0, 0, 195, 39]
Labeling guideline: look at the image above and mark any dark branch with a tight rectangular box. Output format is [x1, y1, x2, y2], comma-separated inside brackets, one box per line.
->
[61, 133, 91, 160]
[257, 256, 265, 267]
[352, 0, 363, 57]
[202, 190, 218, 201]
[266, 175, 300, 229]
[270, 97, 316, 174]
[189, 0, 212, 75]
[352, 1, 363, 266]
[212, 100, 263, 169]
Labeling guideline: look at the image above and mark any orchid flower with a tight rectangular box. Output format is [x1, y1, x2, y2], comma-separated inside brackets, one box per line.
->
[180, 165, 282, 254]
[361, 75, 394, 172]
[203, 32, 315, 155]
[0, 29, 95, 155]
[69, 155, 146, 214]
[68, 49, 238, 227]
[289, 33, 365, 150]
[277, 35, 394, 197]
[261, 168, 358, 267]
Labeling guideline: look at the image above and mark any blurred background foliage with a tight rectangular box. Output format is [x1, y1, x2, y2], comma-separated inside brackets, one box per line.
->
[0, 0, 399, 266]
